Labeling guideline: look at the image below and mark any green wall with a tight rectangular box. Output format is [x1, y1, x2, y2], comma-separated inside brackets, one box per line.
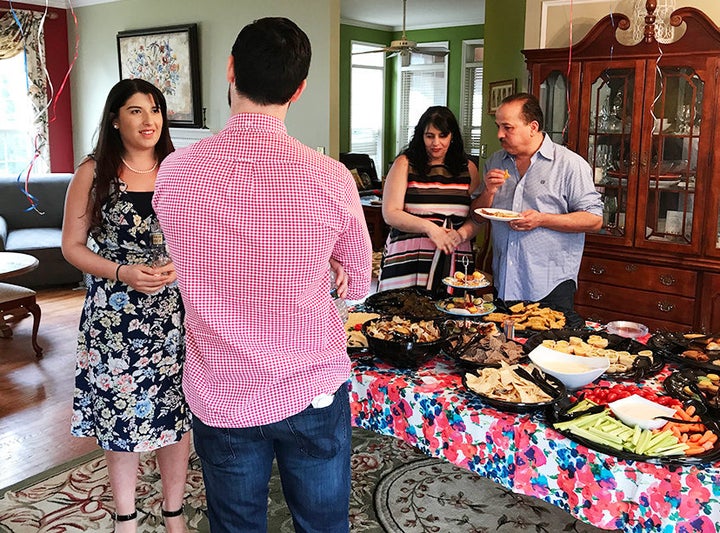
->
[340, 24, 483, 174]
[481, 0, 528, 160]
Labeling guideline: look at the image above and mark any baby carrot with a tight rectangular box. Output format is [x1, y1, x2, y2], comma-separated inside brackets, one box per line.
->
[686, 445, 707, 455]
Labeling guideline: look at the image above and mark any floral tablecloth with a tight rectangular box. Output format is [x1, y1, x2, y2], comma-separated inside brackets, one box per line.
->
[348, 352, 720, 533]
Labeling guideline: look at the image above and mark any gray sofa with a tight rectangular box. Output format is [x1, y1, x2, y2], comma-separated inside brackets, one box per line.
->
[0, 173, 83, 288]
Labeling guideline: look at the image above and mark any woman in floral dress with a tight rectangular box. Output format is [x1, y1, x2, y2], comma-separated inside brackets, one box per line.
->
[62, 79, 190, 533]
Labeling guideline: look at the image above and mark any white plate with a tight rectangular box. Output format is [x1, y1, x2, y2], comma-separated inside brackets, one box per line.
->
[475, 208, 523, 222]
[442, 276, 491, 289]
[608, 394, 676, 430]
[435, 301, 496, 317]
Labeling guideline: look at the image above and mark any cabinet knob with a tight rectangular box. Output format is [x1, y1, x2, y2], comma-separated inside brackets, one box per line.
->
[590, 265, 606, 275]
[588, 289, 603, 301]
[657, 301, 675, 313]
[625, 264, 638, 272]
[659, 274, 676, 286]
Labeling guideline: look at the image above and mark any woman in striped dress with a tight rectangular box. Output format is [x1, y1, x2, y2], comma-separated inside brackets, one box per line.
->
[379, 106, 481, 295]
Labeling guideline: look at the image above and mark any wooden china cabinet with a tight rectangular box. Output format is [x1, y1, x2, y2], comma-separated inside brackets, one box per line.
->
[523, 3, 720, 332]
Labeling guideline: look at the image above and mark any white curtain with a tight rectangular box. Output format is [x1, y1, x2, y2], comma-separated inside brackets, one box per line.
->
[0, 10, 50, 170]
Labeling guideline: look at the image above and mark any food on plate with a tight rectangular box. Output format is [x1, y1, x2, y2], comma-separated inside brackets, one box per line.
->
[442, 270, 487, 288]
[445, 320, 498, 351]
[365, 316, 441, 343]
[345, 312, 380, 348]
[484, 302, 566, 331]
[458, 333, 524, 365]
[437, 293, 492, 315]
[581, 383, 682, 409]
[465, 362, 553, 403]
[553, 399, 711, 456]
[365, 289, 439, 319]
[538, 336, 653, 374]
[682, 349, 709, 362]
[480, 208, 519, 218]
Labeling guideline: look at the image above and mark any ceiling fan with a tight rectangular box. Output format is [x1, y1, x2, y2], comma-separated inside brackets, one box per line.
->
[353, 0, 450, 58]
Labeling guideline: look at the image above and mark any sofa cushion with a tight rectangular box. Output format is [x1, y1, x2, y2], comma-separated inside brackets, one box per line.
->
[6, 227, 63, 251]
[0, 174, 73, 230]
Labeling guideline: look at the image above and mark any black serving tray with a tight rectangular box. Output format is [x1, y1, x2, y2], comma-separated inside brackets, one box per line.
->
[648, 332, 720, 372]
[363, 287, 442, 320]
[461, 366, 567, 414]
[547, 398, 720, 465]
[524, 329, 665, 381]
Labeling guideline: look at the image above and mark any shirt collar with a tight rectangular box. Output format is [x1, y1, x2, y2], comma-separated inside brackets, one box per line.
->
[224, 112, 287, 134]
[501, 132, 554, 164]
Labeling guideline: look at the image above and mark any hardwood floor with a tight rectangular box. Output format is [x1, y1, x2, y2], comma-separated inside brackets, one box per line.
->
[0, 285, 97, 489]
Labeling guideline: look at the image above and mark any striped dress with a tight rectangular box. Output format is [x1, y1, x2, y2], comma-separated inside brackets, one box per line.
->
[378, 162, 474, 294]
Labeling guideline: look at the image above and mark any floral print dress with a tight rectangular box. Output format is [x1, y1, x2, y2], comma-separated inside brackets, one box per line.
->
[71, 184, 191, 452]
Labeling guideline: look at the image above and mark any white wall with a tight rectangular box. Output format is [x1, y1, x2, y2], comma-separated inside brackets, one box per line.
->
[69, 0, 339, 164]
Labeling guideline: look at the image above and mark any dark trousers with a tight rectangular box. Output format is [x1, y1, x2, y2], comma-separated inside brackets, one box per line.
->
[538, 279, 583, 328]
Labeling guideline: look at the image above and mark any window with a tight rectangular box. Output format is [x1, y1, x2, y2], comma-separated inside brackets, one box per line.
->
[0, 52, 45, 175]
[350, 42, 385, 173]
[397, 42, 448, 152]
[460, 41, 483, 156]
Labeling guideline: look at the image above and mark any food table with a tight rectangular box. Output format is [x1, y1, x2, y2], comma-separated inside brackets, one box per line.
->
[348, 351, 720, 532]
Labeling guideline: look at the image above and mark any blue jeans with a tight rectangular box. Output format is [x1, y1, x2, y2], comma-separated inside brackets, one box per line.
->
[192, 383, 351, 533]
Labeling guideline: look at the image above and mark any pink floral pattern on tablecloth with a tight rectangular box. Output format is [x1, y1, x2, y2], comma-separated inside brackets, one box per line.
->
[349, 352, 720, 533]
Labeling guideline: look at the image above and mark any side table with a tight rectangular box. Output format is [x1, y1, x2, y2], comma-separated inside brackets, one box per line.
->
[0, 252, 43, 357]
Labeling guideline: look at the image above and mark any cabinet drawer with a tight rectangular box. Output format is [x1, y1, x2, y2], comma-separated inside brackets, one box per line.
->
[575, 304, 691, 332]
[576, 281, 693, 323]
[579, 257, 696, 297]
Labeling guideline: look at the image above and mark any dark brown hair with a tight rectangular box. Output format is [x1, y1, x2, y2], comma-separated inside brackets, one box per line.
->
[87, 78, 174, 233]
[402, 106, 468, 178]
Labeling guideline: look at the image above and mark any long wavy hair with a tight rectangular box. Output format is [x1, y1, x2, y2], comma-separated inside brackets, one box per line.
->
[87, 78, 174, 234]
[401, 106, 468, 178]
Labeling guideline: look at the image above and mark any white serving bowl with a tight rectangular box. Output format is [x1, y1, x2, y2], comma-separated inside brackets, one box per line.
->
[528, 345, 609, 390]
[608, 394, 676, 430]
[606, 320, 649, 339]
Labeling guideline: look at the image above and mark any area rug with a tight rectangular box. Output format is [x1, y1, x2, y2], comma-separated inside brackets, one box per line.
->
[0, 428, 612, 532]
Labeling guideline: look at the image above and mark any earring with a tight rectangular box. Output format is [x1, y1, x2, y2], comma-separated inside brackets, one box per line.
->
[113, 123, 119, 129]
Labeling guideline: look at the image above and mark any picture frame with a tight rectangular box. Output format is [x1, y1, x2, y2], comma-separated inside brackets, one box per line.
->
[488, 79, 516, 115]
[117, 24, 201, 128]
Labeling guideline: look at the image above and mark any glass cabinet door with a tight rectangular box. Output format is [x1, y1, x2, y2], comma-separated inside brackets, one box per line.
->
[636, 62, 705, 254]
[581, 62, 643, 246]
[538, 70, 568, 145]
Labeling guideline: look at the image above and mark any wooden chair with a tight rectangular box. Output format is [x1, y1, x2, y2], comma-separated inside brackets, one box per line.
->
[0, 282, 43, 357]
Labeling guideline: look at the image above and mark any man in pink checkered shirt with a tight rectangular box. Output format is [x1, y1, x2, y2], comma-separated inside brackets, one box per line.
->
[153, 17, 372, 533]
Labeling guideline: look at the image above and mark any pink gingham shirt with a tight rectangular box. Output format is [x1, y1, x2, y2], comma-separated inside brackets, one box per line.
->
[153, 113, 372, 427]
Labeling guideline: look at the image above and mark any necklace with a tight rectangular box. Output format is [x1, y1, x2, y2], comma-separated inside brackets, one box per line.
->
[121, 156, 158, 174]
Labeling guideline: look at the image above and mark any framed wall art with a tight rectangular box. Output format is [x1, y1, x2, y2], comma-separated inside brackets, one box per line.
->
[488, 79, 516, 115]
[117, 23, 201, 128]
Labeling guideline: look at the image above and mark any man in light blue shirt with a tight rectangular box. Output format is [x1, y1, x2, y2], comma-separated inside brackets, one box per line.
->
[472, 93, 602, 325]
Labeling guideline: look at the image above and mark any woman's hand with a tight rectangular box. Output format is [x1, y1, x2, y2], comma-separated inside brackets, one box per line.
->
[118, 263, 175, 294]
[429, 226, 463, 254]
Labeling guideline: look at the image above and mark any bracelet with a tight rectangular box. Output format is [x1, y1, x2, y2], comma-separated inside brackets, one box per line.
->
[115, 263, 123, 282]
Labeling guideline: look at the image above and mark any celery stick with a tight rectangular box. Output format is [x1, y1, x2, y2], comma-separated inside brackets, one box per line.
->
[572, 427, 623, 450]
[654, 443, 689, 456]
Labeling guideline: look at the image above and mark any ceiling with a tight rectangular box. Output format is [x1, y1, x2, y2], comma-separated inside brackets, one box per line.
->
[341, 0, 484, 31]
[28, 0, 484, 31]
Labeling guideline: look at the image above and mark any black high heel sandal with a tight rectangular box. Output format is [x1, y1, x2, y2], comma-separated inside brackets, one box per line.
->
[113, 510, 137, 522]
